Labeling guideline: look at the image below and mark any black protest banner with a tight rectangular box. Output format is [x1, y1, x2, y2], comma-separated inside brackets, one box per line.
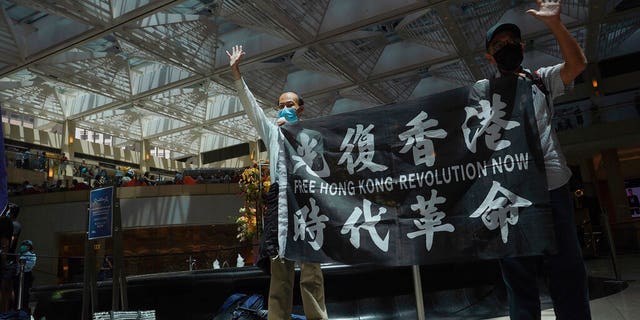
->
[277, 76, 555, 266]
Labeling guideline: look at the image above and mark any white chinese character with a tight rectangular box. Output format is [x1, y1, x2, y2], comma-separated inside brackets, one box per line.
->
[462, 93, 520, 153]
[291, 130, 330, 178]
[293, 198, 329, 250]
[406, 189, 455, 251]
[340, 199, 389, 252]
[398, 111, 448, 167]
[338, 124, 388, 174]
[469, 181, 532, 243]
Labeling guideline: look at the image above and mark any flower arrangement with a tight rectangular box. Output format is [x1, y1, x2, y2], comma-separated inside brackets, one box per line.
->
[235, 162, 270, 242]
[237, 165, 271, 202]
[236, 207, 257, 242]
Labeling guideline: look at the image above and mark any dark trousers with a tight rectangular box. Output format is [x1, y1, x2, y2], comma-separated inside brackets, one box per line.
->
[256, 183, 280, 273]
[500, 185, 591, 320]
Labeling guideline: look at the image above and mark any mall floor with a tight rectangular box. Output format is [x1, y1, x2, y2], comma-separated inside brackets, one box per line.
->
[487, 253, 640, 320]
[28, 252, 640, 319]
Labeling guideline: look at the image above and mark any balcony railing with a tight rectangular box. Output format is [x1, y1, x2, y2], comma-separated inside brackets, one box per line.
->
[553, 98, 640, 132]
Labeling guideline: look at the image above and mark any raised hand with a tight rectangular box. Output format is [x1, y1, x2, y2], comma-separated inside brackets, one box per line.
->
[526, 0, 586, 85]
[526, 0, 561, 25]
[226, 45, 245, 80]
[226, 45, 245, 68]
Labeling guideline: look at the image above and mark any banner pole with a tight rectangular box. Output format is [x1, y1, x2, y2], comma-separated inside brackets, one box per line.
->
[412, 265, 426, 320]
[17, 259, 24, 310]
[599, 208, 621, 280]
[256, 140, 264, 237]
[112, 189, 128, 310]
[82, 206, 98, 320]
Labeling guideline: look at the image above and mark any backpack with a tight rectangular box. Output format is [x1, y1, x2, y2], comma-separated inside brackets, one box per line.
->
[0, 310, 29, 320]
[212, 294, 307, 320]
[213, 293, 267, 320]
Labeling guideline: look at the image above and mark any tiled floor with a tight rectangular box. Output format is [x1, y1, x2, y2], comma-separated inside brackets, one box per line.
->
[486, 253, 640, 319]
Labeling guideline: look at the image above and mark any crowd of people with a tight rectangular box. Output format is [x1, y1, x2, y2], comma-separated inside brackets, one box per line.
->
[6, 148, 246, 196]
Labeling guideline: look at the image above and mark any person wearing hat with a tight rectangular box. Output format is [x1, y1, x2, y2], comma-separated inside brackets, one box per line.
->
[473, 0, 591, 319]
[14, 240, 36, 314]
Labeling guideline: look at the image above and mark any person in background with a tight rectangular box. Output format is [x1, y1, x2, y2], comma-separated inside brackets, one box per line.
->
[15, 150, 24, 169]
[98, 255, 113, 281]
[627, 188, 640, 217]
[0, 203, 20, 312]
[173, 173, 184, 185]
[72, 179, 90, 190]
[475, 0, 591, 318]
[58, 153, 68, 176]
[20, 181, 35, 194]
[92, 175, 106, 189]
[14, 240, 36, 314]
[21, 150, 30, 170]
[37, 152, 46, 172]
[141, 172, 155, 186]
[78, 160, 91, 180]
[114, 167, 124, 185]
[49, 179, 65, 192]
[183, 174, 198, 185]
[121, 169, 139, 187]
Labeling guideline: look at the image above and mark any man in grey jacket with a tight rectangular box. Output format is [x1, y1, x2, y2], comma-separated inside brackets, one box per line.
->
[227, 45, 328, 320]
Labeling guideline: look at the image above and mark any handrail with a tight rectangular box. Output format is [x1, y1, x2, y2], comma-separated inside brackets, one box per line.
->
[553, 98, 639, 132]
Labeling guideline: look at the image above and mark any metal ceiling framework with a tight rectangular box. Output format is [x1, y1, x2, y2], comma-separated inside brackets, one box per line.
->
[0, 0, 638, 162]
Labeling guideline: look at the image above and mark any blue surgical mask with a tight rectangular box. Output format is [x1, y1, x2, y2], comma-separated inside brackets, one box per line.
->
[278, 107, 298, 123]
[19, 245, 28, 253]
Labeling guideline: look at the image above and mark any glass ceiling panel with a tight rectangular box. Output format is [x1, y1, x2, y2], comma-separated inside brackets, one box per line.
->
[0, 0, 636, 162]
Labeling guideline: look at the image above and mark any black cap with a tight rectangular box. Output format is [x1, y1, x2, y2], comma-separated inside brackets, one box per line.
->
[486, 23, 521, 51]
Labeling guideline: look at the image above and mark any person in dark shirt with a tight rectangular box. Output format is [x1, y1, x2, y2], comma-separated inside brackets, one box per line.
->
[0, 203, 20, 312]
[141, 172, 156, 186]
[92, 175, 106, 189]
[98, 256, 113, 281]
[479, 0, 590, 318]
[72, 179, 91, 190]
[628, 188, 640, 216]
[14, 240, 36, 314]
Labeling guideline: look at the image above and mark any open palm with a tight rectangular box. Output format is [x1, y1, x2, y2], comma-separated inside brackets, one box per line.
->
[226, 45, 245, 67]
[527, 0, 561, 23]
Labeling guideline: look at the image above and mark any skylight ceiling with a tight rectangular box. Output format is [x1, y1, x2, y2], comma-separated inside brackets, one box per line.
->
[0, 0, 638, 161]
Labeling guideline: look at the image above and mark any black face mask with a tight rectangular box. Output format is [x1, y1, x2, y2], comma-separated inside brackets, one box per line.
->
[492, 42, 523, 72]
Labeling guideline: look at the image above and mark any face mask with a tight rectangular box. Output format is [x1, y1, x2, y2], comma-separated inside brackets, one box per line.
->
[19, 245, 28, 253]
[492, 42, 523, 72]
[278, 107, 298, 123]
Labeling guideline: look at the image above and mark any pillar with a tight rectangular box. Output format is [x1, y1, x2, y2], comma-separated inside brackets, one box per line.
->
[61, 120, 76, 159]
[140, 139, 151, 173]
[601, 149, 629, 223]
[578, 158, 599, 201]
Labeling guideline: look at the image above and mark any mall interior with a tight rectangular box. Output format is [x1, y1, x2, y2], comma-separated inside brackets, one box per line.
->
[1, 0, 639, 319]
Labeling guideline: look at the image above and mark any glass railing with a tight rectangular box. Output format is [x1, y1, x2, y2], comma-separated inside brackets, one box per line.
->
[53, 243, 259, 284]
[4, 149, 246, 195]
[553, 98, 639, 132]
